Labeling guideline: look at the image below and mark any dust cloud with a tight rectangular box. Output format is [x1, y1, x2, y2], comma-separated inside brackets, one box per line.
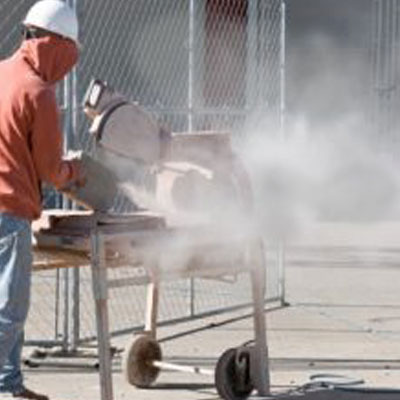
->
[238, 113, 400, 242]
[98, 4, 400, 248]
[238, 10, 400, 242]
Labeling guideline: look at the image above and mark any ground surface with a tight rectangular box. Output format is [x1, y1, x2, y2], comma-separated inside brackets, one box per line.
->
[21, 222, 400, 399]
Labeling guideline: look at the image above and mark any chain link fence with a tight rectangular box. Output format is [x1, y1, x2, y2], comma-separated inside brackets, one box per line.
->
[370, 0, 400, 154]
[0, 0, 285, 347]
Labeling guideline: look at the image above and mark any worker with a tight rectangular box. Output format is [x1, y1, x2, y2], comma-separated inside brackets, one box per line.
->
[0, 1, 85, 399]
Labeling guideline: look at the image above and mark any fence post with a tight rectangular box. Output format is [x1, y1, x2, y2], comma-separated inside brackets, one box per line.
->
[188, 0, 196, 317]
[188, 0, 195, 133]
[69, 0, 81, 352]
[61, 55, 72, 353]
[59, 0, 81, 353]
[246, 0, 259, 111]
[280, 0, 286, 139]
[278, 0, 287, 305]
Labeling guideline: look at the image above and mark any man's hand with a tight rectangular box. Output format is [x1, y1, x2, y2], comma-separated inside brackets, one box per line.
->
[62, 150, 87, 190]
[70, 157, 87, 188]
[59, 151, 118, 211]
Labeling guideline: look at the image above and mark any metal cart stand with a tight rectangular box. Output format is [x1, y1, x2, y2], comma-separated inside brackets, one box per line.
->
[34, 210, 271, 400]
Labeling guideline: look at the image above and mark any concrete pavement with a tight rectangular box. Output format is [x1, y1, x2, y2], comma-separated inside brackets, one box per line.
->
[20, 222, 400, 399]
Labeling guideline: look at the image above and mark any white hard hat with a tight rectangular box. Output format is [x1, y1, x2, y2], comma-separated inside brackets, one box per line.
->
[23, 0, 79, 43]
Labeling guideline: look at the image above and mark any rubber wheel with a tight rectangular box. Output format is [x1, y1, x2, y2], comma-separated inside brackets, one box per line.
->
[215, 348, 254, 400]
[122, 335, 162, 388]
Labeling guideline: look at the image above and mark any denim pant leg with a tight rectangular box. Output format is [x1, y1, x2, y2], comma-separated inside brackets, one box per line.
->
[0, 214, 32, 393]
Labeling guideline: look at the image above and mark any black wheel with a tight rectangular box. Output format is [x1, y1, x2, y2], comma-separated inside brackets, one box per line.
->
[215, 348, 254, 400]
[122, 334, 162, 388]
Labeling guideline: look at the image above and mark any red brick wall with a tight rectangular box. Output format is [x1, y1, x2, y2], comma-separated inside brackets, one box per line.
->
[203, 0, 248, 106]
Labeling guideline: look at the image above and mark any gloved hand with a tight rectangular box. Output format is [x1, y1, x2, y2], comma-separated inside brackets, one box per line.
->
[62, 150, 118, 211]
[70, 157, 87, 188]
[64, 150, 87, 188]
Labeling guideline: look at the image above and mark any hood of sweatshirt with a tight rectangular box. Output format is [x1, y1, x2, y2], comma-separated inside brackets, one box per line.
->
[19, 35, 78, 84]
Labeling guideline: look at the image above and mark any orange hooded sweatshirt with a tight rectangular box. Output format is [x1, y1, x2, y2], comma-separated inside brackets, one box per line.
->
[0, 36, 80, 220]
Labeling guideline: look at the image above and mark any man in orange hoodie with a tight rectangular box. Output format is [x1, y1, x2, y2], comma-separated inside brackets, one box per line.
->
[0, 1, 85, 399]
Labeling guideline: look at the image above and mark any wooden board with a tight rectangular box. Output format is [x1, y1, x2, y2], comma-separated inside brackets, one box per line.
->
[33, 248, 89, 271]
[32, 210, 167, 270]
[32, 210, 253, 282]
[33, 210, 165, 233]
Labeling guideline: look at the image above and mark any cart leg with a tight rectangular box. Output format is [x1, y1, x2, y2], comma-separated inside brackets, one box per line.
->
[145, 277, 159, 339]
[91, 229, 114, 400]
[250, 240, 270, 396]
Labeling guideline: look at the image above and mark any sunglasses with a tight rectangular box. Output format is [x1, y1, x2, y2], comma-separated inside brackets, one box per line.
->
[22, 25, 72, 43]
